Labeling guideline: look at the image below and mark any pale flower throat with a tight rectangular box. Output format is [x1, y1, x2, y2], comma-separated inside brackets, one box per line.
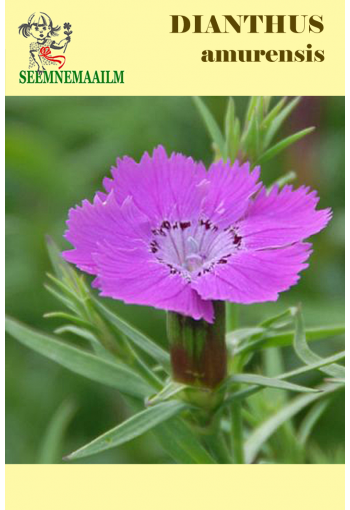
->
[149, 218, 242, 281]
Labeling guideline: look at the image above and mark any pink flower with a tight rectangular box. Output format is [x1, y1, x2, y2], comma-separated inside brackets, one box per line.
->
[63, 146, 331, 323]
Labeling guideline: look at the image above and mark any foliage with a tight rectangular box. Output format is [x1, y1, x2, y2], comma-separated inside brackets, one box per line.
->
[5, 96, 345, 463]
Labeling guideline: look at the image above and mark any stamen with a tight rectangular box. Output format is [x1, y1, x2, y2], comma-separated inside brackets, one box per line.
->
[187, 236, 199, 254]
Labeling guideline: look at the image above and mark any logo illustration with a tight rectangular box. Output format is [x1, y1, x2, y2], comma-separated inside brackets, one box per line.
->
[18, 12, 72, 71]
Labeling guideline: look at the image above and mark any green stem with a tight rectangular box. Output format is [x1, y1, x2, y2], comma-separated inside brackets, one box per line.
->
[205, 431, 232, 464]
[226, 302, 244, 463]
[225, 302, 237, 332]
[231, 402, 245, 464]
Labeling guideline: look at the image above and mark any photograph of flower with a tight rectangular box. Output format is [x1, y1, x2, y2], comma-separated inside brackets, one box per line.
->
[5, 96, 345, 464]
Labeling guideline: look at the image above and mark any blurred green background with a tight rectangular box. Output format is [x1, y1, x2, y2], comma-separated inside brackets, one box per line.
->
[5, 96, 345, 463]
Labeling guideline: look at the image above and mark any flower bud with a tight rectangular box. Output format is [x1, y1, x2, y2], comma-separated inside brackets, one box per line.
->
[167, 301, 227, 389]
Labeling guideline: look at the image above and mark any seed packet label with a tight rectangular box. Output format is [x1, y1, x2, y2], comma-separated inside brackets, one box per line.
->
[5, 0, 345, 95]
[4, 0, 345, 509]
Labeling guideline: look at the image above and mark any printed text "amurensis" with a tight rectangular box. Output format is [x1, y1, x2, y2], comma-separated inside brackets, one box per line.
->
[170, 15, 325, 63]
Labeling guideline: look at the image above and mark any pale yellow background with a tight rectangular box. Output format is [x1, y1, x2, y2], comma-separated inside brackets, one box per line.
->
[5, 0, 345, 508]
[5, 465, 345, 510]
[6, 0, 345, 95]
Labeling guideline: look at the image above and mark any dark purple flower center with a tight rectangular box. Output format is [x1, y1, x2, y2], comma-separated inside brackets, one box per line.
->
[150, 218, 242, 280]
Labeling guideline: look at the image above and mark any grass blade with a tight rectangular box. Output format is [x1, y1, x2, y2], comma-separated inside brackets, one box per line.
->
[259, 307, 297, 329]
[122, 395, 216, 464]
[231, 324, 345, 355]
[298, 400, 330, 447]
[147, 382, 186, 406]
[44, 284, 79, 314]
[46, 273, 85, 309]
[46, 236, 86, 295]
[244, 383, 341, 463]
[37, 399, 77, 464]
[54, 325, 99, 345]
[280, 350, 345, 379]
[227, 374, 318, 393]
[225, 97, 235, 139]
[65, 401, 188, 460]
[6, 316, 153, 398]
[267, 171, 297, 192]
[262, 97, 287, 129]
[192, 97, 226, 158]
[225, 97, 237, 161]
[263, 96, 301, 148]
[257, 127, 314, 165]
[54, 324, 116, 361]
[155, 418, 217, 464]
[245, 97, 258, 124]
[222, 350, 345, 409]
[94, 299, 171, 372]
[46, 235, 72, 280]
[44, 312, 93, 329]
[293, 309, 345, 379]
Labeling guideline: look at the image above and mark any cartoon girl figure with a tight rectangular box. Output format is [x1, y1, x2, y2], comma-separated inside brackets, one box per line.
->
[18, 12, 71, 72]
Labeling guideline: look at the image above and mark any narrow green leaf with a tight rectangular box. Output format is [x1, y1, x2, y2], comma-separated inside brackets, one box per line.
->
[225, 97, 235, 161]
[46, 236, 85, 295]
[44, 284, 79, 314]
[268, 171, 297, 192]
[262, 97, 287, 129]
[46, 235, 72, 280]
[54, 325, 99, 345]
[269, 325, 345, 349]
[280, 350, 345, 379]
[245, 97, 258, 125]
[227, 374, 318, 393]
[6, 316, 152, 398]
[241, 110, 260, 160]
[324, 378, 345, 384]
[293, 309, 345, 379]
[222, 350, 345, 410]
[123, 338, 164, 390]
[225, 97, 235, 139]
[232, 324, 345, 355]
[262, 96, 271, 114]
[260, 307, 297, 329]
[55, 324, 116, 361]
[38, 400, 77, 464]
[228, 307, 297, 357]
[256, 96, 265, 124]
[251, 113, 261, 161]
[192, 97, 226, 158]
[257, 127, 314, 165]
[66, 401, 188, 460]
[231, 118, 241, 161]
[44, 312, 93, 330]
[147, 382, 186, 406]
[46, 273, 85, 307]
[230, 402, 244, 464]
[263, 96, 301, 148]
[223, 387, 260, 407]
[122, 395, 216, 464]
[263, 346, 284, 378]
[153, 425, 199, 463]
[227, 327, 265, 346]
[244, 383, 341, 463]
[298, 400, 330, 447]
[226, 117, 241, 163]
[155, 418, 217, 464]
[262, 347, 288, 407]
[94, 299, 171, 372]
